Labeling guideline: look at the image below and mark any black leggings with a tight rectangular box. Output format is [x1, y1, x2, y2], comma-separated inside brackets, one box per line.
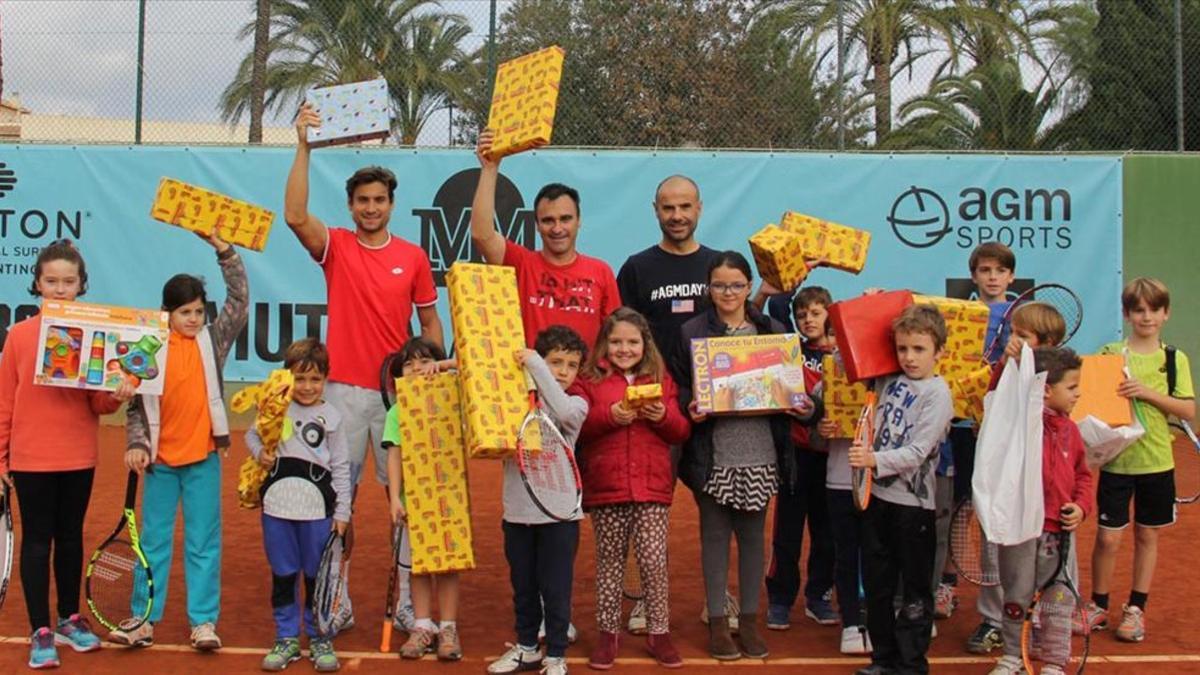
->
[11, 469, 95, 631]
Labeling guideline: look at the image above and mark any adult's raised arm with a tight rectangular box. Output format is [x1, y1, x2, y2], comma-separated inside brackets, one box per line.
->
[469, 130, 507, 265]
[284, 103, 329, 259]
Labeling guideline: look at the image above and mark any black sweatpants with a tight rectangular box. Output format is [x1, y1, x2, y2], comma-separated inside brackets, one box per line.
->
[11, 469, 96, 631]
[503, 520, 579, 658]
[765, 449, 835, 610]
[826, 488, 865, 627]
[862, 498, 935, 675]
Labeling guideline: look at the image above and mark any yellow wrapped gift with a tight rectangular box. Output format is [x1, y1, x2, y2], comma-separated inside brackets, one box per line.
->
[822, 354, 869, 438]
[446, 262, 530, 458]
[779, 211, 870, 273]
[749, 224, 808, 292]
[230, 369, 294, 509]
[486, 46, 565, 159]
[948, 364, 992, 423]
[150, 177, 275, 251]
[914, 295, 990, 379]
[396, 373, 474, 575]
[625, 383, 663, 409]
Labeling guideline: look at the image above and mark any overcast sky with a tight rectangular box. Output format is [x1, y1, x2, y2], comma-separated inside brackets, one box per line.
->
[2, 0, 506, 144]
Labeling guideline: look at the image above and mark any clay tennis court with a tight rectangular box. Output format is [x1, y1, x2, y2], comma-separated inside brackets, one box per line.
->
[1, 426, 1198, 674]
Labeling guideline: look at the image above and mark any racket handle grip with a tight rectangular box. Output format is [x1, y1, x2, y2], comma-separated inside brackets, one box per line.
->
[380, 621, 392, 653]
[523, 368, 537, 393]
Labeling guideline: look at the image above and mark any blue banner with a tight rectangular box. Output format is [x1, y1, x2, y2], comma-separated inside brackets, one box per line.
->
[0, 145, 1122, 381]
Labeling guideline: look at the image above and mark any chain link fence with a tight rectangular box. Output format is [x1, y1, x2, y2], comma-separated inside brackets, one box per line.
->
[1, 0, 1196, 151]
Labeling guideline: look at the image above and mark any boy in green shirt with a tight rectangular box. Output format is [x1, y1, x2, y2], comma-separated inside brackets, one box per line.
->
[1083, 278, 1196, 642]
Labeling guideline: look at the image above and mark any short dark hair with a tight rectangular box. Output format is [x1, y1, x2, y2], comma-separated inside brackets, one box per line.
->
[389, 336, 448, 378]
[162, 274, 207, 312]
[345, 166, 397, 203]
[534, 325, 588, 361]
[706, 250, 753, 284]
[893, 304, 948, 351]
[534, 183, 580, 216]
[284, 338, 329, 376]
[969, 241, 1016, 273]
[30, 238, 88, 297]
[1034, 346, 1082, 385]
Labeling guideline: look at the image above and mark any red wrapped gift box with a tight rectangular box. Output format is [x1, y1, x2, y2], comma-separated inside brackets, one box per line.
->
[829, 290, 914, 382]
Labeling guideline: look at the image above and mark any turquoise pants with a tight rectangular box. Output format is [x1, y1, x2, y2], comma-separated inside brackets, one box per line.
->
[140, 452, 222, 626]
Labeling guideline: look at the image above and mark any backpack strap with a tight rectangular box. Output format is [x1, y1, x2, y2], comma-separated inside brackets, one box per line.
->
[1165, 344, 1178, 398]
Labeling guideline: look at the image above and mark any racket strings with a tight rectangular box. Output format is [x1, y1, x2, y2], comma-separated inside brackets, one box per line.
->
[313, 536, 346, 634]
[1028, 287, 1083, 339]
[90, 542, 150, 625]
[951, 504, 999, 585]
[1174, 424, 1200, 503]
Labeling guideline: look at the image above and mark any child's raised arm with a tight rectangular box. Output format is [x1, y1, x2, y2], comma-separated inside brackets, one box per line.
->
[518, 350, 587, 441]
[206, 235, 249, 362]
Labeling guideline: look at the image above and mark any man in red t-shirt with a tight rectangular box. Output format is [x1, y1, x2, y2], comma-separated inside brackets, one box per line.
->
[469, 131, 621, 348]
[284, 103, 444, 632]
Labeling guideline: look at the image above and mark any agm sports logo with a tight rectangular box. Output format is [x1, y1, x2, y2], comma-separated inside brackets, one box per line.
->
[888, 184, 1074, 250]
[413, 168, 536, 285]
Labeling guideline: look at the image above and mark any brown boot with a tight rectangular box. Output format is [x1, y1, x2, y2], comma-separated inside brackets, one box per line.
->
[708, 615, 741, 661]
[737, 613, 769, 658]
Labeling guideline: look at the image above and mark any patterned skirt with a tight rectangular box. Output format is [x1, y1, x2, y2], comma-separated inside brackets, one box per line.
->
[702, 464, 778, 512]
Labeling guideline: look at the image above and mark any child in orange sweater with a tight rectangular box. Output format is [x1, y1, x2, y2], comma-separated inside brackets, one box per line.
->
[0, 240, 135, 669]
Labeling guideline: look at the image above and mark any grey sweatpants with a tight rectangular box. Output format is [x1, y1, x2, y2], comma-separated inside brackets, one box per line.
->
[932, 475, 953, 590]
[696, 492, 767, 616]
[996, 532, 1073, 667]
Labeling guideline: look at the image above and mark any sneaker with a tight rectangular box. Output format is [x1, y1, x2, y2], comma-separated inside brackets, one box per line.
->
[766, 604, 790, 631]
[626, 599, 647, 635]
[1041, 666, 1066, 675]
[392, 601, 415, 632]
[1074, 601, 1108, 635]
[965, 622, 1004, 654]
[332, 601, 355, 635]
[934, 583, 958, 619]
[107, 619, 153, 647]
[988, 655, 1024, 675]
[587, 630, 618, 670]
[804, 589, 840, 626]
[700, 592, 740, 632]
[190, 622, 222, 651]
[645, 632, 683, 669]
[261, 638, 301, 671]
[839, 626, 871, 655]
[487, 643, 544, 674]
[538, 621, 579, 644]
[28, 628, 60, 670]
[437, 623, 463, 661]
[400, 627, 436, 659]
[309, 638, 340, 672]
[1115, 604, 1145, 642]
[54, 614, 102, 652]
[540, 656, 568, 675]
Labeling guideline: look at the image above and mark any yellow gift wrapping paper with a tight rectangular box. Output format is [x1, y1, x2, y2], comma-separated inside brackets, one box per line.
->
[396, 373, 474, 575]
[948, 364, 992, 423]
[749, 224, 809, 291]
[486, 46, 565, 159]
[446, 262, 530, 458]
[821, 354, 869, 438]
[624, 383, 663, 409]
[150, 177, 274, 251]
[913, 295, 990, 379]
[230, 369, 295, 509]
[779, 211, 870, 273]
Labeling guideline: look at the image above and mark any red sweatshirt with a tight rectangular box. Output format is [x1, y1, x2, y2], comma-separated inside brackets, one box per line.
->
[574, 367, 691, 509]
[790, 342, 830, 451]
[0, 315, 123, 473]
[1041, 407, 1093, 534]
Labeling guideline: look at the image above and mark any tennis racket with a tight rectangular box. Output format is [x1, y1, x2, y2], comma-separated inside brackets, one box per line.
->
[983, 284, 1083, 363]
[379, 350, 404, 409]
[1021, 516, 1090, 674]
[0, 483, 14, 610]
[379, 524, 403, 652]
[85, 471, 154, 632]
[313, 531, 348, 637]
[1172, 421, 1200, 505]
[515, 370, 582, 522]
[851, 391, 877, 512]
[949, 498, 1000, 586]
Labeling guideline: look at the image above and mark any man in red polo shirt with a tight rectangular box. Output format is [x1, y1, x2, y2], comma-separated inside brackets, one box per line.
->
[469, 131, 621, 347]
[284, 102, 444, 633]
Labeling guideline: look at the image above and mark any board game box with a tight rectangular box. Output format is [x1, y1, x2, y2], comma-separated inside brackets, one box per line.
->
[690, 334, 810, 414]
[35, 300, 170, 395]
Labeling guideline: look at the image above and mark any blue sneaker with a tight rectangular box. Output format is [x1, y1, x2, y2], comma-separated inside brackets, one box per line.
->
[29, 627, 61, 669]
[804, 589, 840, 626]
[54, 614, 102, 653]
[766, 604, 791, 631]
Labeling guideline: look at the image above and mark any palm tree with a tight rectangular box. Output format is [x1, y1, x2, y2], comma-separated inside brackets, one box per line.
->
[885, 59, 1060, 150]
[220, 0, 472, 144]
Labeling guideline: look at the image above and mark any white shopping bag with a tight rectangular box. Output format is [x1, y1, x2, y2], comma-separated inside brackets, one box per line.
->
[972, 343, 1047, 546]
[1077, 414, 1144, 470]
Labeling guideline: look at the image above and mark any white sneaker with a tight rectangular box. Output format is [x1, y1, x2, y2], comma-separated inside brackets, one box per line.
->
[540, 656, 568, 675]
[700, 591, 740, 632]
[107, 619, 153, 648]
[487, 642, 544, 674]
[839, 626, 871, 655]
[989, 655, 1024, 675]
[627, 599, 647, 635]
[392, 600, 415, 632]
[537, 621, 578, 644]
[189, 622, 221, 651]
[332, 598, 355, 634]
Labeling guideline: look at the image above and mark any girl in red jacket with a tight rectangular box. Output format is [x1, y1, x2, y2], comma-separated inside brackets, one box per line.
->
[575, 307, 690, 670]
[0, 240, 135, 669]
